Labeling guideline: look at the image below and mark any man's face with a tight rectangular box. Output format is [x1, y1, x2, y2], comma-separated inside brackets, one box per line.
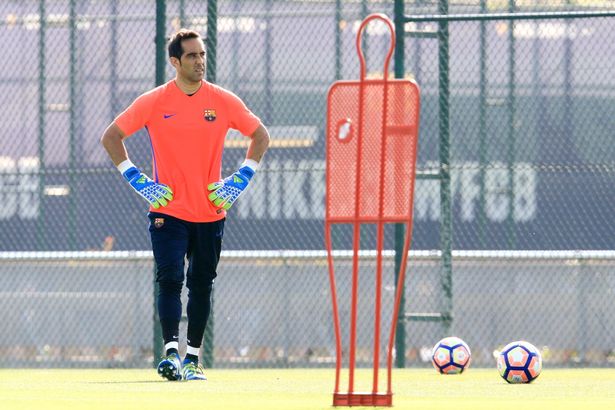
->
[173, 37, 205, 82]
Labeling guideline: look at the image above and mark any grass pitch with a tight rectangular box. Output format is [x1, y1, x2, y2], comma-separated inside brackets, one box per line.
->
[0, 368, 613, 410]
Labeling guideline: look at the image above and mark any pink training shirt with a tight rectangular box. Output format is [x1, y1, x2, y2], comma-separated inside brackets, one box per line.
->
[115, 80, 261, 222]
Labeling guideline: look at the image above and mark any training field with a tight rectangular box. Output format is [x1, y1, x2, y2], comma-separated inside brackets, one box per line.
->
[1, 368, 613, 410]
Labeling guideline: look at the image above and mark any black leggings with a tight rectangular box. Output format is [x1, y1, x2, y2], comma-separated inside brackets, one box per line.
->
[149, 212, 224, 348]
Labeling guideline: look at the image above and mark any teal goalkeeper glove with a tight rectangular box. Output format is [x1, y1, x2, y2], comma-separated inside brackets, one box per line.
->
[123, 166, 173, 209]
[207, 166, 255, 210]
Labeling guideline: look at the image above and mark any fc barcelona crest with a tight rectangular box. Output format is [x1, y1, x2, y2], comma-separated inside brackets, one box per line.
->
[204, 109, 217, 121]
[154, 218, 165, 228]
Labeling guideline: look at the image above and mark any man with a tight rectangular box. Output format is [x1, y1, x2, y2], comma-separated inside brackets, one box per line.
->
[101, 29, 270, 381]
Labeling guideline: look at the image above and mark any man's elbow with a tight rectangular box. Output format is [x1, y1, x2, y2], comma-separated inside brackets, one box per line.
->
[100, 125, 112, 147]
[257, 125, 271, 149]
[101, 123, 122, 147]
[261, 132, 271, 150]
[100, 131, 108, 147]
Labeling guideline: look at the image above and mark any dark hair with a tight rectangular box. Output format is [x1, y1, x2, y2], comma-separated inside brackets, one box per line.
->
[167, 29, 202, 60]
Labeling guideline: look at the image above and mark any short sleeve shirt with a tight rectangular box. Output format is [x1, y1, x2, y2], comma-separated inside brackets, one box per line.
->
[115, 80, 261, 222]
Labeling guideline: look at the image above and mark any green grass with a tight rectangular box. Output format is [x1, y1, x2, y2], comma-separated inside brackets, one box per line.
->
[0, 368, 614, 409]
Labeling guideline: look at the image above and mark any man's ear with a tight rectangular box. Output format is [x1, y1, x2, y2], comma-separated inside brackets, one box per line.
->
[169, 56, 181, 69]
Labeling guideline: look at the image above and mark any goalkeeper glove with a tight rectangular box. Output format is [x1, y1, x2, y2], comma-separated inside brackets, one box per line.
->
[121, 163, 173, 209]
[207, 162, 256, 210]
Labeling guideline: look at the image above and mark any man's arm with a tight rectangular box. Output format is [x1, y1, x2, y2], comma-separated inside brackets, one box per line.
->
[100, 122, 129, 166]
[206, 123, 270, 210]
[245, 123, 270, 163]
[100, 122, 173, 208]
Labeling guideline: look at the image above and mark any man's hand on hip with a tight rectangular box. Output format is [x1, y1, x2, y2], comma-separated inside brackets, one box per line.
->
[123, 166, 173, 209]
[207, 165, 255, 210]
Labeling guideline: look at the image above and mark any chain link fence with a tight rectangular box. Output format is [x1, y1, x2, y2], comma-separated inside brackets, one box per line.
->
[1, 0, 614, 368]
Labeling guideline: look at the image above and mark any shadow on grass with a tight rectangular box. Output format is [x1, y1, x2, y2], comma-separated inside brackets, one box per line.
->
[84, 380, 171, 384]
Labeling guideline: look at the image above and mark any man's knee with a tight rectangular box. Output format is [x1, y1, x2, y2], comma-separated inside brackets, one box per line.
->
[186, 278, 214, 295]
[157, 264, 184, 295]
[158, 280, 183, 297]
[156, 261, 184, 283]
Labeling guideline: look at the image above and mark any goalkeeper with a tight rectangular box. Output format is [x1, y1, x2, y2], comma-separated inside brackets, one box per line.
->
[100, 29, 269, 381]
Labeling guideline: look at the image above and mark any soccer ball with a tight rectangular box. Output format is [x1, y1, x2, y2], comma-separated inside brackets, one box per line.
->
[431, 336, 471, 374]
[497, 341, 542, 383]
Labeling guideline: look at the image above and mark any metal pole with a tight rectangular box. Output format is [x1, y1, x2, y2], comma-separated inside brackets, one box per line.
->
[404, 10, 615, 23]
[206, 0, 217, 83]
[203, 0, 218, 369]
[230, 0, 239, 88]
[564, 0, 573, 163]
[155, 0, 167, 87]
[438, 0, 453, 334]
[37, 0, 46, 250]
[263, 0, 272, 124]
[412, 0, 423, 85]
[532, 1, 546, 228]
[69, 0, 77, 250]
[507, 0, 516, 249]
[153, 0, 166, 368]
[110, 0, 118, 121]
[393, 0, 407, 370]
[361, 0, 368, 67]
[179, 0, 186, 28]
[335, 0, 342, 80]
[329, 0, 349, 254]
[478, 0, 487, 247]
[577, 261, 589, 364]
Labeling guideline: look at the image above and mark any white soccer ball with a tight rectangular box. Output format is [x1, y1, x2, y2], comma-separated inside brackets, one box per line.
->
[431, 336, 471, 374]
[497, 340, 542, 383]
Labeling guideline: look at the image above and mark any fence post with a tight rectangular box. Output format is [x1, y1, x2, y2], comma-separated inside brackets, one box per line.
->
[478, 0, 487, 247]
[152, 0, 166, 368]
[506, 0, 517, 249]
[437, 0, 453, 335]
[37, 0, 46, 250]
[393, 0, 406, 369]
[69, 0, 77, 250]
[203, 0, 218, 369]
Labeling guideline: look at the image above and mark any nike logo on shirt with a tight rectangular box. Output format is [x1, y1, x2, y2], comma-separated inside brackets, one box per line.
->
[163, 114, 177, 119]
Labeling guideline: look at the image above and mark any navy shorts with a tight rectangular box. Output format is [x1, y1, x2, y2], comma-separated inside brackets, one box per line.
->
[148, 212, 225, 292]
